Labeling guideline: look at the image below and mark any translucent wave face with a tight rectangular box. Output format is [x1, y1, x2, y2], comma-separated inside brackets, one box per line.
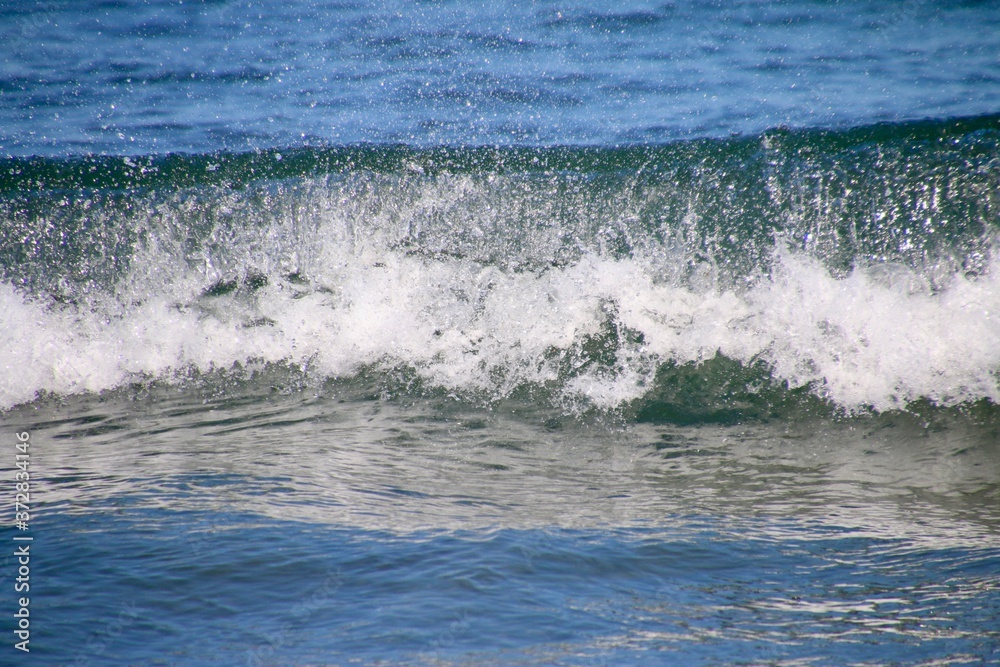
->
[2, 125, 999, 413]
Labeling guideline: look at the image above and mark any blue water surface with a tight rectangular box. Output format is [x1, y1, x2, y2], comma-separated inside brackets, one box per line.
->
[16, 509, 999, 666]
[2, 0, 999, 155]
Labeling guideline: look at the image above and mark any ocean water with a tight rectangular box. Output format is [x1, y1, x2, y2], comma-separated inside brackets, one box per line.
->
[2, 1, 1000, 665]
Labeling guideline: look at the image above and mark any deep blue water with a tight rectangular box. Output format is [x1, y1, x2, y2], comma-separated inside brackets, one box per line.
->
[3, 0, 1000, 154]
[1, 1, 999, 665]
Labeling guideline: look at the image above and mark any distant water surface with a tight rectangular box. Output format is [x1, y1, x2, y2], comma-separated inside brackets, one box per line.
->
[2, 0, 1000, 154]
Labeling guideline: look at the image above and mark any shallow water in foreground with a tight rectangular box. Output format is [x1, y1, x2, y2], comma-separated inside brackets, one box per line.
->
[3, 376, 998, 666]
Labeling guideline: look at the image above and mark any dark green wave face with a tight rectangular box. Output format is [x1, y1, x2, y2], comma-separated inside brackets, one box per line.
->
[1, 115, 999, 418]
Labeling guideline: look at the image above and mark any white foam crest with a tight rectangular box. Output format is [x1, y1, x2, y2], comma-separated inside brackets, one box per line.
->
[1, 244, 998, 413]
[750, 249, 1000, 410]
[0, 282, 294, 409]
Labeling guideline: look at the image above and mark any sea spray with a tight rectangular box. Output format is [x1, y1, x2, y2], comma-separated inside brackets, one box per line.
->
[2, 117, 998, 414]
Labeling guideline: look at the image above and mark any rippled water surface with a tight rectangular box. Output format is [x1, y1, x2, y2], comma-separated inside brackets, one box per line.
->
[2, 380, 997, 665]
[3, 0, 1000, 153]
[2, 1, 1000, 665]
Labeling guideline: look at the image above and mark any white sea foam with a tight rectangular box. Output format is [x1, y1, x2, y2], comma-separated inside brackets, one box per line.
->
[2, 237, 998, 412]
